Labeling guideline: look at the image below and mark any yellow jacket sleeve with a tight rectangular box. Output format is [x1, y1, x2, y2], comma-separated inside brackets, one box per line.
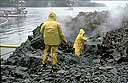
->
[82, 36, 88, 41]
[40, 23, 45, 33]
[57, 24, 67, 43]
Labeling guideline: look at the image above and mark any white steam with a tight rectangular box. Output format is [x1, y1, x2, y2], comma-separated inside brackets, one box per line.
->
[95, 1, 128, 34]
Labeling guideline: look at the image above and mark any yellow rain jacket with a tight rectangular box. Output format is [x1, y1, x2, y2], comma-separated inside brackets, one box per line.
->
[73, 29, 87, 57]
[40, 11, 66, 45]
[40, 11, 67, 65]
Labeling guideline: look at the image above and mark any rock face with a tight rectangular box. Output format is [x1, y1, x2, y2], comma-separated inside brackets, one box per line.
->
[1, 9, 128, 83]
[97, 18, 128, 64]
[65, 11, 109, 41]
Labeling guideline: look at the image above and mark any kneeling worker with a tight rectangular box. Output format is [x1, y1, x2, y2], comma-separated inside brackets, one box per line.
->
[73, 29, 88, 57]
[40, 11, 67, 67]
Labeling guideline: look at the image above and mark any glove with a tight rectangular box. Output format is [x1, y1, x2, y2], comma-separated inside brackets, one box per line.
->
[62, 39, 68, 45]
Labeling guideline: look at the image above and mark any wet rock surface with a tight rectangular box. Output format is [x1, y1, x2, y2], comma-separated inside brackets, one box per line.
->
[1, 9, 128, 83]
[97, 21, 128, 64]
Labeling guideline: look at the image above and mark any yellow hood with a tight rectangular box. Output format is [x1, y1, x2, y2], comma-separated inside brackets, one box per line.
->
[79, 29, 85, 35]
[48, 11, 57, 21]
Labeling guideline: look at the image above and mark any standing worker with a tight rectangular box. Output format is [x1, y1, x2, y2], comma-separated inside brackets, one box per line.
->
[40, 11, 67, 67]
[73, 29, 88, 57]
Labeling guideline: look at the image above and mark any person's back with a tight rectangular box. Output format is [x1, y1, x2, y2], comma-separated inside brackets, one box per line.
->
[43, 21, 61, 45]
[40, 11, 67, 67]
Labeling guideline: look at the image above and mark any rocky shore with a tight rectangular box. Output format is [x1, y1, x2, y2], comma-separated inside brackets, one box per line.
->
[1, 7, 128, 83]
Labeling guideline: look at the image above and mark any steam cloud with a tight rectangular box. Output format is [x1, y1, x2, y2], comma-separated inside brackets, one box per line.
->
[61, 1, 128, 42]
[96, 2, 128, 35]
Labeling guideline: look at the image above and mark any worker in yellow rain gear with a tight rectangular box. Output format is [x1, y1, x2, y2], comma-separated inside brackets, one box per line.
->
[40, 11, 67, 67]
[73, 29, 88, 57]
